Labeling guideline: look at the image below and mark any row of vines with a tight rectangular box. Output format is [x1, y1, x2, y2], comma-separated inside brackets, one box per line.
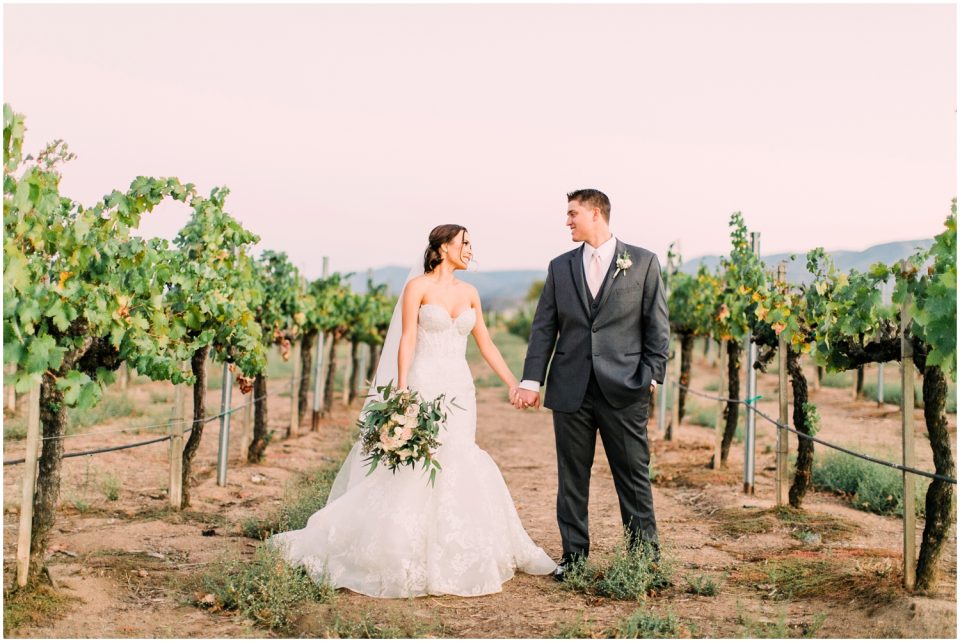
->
[665, 206, 956, 592]
[3, 105, 394, 586]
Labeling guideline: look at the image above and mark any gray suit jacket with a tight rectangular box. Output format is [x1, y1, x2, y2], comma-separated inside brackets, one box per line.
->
[522, 239, 670, 412]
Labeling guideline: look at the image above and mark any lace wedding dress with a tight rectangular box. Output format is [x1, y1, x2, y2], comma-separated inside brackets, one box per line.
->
[267, 303, 556, 598]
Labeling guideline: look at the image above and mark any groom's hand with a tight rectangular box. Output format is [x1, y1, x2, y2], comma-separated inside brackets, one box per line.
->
[515, 389, 540, 410]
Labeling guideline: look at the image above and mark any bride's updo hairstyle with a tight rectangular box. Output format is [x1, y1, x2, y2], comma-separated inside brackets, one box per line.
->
[424, 224, 467, 273]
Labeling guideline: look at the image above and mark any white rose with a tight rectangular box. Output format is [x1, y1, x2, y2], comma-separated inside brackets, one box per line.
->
[403, 415, 419, 429]
[404, 404, 419, 419]
[391, 413, 406, 425]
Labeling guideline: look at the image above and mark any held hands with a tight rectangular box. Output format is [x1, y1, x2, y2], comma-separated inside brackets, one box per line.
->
[513, 388, 540, 410]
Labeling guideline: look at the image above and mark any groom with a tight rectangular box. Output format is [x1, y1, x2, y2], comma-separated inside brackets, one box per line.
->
[515, 189, 670, 580]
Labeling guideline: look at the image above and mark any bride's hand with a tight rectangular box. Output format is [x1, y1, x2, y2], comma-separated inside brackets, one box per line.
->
[508, 385, 520, 405]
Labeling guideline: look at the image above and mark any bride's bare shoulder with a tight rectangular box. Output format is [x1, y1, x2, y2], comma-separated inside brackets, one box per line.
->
[402, 275, 431, 297]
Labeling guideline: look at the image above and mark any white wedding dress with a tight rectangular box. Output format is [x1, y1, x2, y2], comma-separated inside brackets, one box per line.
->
[267, 303, 556, 598]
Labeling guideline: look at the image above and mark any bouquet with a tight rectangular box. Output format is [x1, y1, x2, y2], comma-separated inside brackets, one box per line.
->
[357, 380, 458, 486]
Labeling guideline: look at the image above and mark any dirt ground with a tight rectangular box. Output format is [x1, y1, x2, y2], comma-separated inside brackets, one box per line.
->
[2, 353, 956, 638]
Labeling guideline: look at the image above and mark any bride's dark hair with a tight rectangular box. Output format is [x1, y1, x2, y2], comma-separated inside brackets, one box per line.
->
[424, 224, 467, 273]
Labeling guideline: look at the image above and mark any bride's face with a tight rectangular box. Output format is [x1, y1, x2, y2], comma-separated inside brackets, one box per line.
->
[443, 231, 472, 270]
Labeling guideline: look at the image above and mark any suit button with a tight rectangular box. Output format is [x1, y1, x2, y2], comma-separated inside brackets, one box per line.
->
[592, 327, 598, 333]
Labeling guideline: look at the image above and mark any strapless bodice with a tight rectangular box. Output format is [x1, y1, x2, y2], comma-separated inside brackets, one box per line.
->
[407, 304, 477, 401]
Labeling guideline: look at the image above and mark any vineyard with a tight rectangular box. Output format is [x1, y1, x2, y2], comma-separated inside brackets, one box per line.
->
[3, 104, 957, 638]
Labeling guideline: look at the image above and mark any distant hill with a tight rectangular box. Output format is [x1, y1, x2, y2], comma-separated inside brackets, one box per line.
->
[346, 267, 546, 312]
[346, 239, 933, 311]
[678, 239, 934, 287]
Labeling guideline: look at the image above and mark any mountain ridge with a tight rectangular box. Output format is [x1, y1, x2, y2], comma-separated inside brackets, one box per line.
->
[346, 238, 934, 310]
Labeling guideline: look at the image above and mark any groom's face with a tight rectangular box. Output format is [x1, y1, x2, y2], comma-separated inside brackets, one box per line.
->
[566, 199, 601, 242]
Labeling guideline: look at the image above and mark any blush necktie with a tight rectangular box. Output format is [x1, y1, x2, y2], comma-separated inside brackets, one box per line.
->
[587, 249, 603, 298]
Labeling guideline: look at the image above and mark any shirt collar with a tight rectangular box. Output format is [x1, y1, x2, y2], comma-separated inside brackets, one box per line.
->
[583, 235, 618, 261]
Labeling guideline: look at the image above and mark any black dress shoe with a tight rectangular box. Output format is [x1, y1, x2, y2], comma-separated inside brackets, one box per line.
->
[552, 554, 586, 582]
[551, 564, 567, 582]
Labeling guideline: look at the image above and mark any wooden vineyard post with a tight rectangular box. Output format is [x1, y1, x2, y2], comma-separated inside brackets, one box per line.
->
[16, 380, 41, 587]
[342, 359, 351, 406]
[713, 342, 727, 469]
[877, 362, 885, 406]
[877, 281, 888, 406]
[311, 256, 330, 431]
[357, 268, 375, 397]
[900, 266, 916, 590]
[776, 262, 790, 507]
[288, 277, 306, 438]
[169, 381, 187, 509]
[657, 359, 669, 438]
[288, 336, 302, 438]
[668, 340, 681, 440]
[356, 347, 368, 398]
[237, 396, 253, 462]
[6, 363, 17, 412]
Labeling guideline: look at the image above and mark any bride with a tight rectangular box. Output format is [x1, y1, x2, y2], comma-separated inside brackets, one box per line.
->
[267, 224, 557, 598]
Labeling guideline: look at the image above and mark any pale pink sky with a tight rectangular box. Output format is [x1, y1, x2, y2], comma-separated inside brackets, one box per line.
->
[3, 3, 956, 276]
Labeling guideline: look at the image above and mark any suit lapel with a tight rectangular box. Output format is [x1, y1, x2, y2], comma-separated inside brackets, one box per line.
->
[594, 239, 626, 312]
[568, 245, 591, 318]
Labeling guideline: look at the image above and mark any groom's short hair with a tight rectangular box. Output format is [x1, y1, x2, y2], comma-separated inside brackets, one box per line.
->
[567, 189, 611, 222]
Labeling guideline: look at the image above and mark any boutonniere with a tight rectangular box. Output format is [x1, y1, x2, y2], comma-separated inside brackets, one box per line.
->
[614, 250, 633, 278]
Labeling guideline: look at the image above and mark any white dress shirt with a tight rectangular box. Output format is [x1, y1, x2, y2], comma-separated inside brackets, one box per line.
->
[582, 234, 618, 294]
[518, 236, 657, 393]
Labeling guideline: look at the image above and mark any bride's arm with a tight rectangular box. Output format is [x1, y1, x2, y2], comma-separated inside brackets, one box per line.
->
[468, 287, 519, 402]
[397, 278, 425, 390]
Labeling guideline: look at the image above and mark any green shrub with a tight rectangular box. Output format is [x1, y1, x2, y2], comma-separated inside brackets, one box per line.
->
[200, 543, 334, 633]
[149, 390, 172, 404]
[68, 393, 140, 430]
[504, 308, 533, 341]
[555, 613, 593, 638]
[861, 380, 956, 413]
[6, 390, 145, 442]
[861, 381, 921, 407]
[3, 417, 27, 440]
[684, 401, 718, 428]
[561, 535, 674, 602]
[3, 584, 79, 636]
[611, 610, 681, 638]
[812, 451, 928, 517]
[736, 603, 789, 638]
[276, 466, 340, 532]
[101, 474, 121, 501]
[820, 371, 852, 388]
[324, 611, 443, 638]
[685, 573, 721, 596]
[243, 439, 353, 539]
